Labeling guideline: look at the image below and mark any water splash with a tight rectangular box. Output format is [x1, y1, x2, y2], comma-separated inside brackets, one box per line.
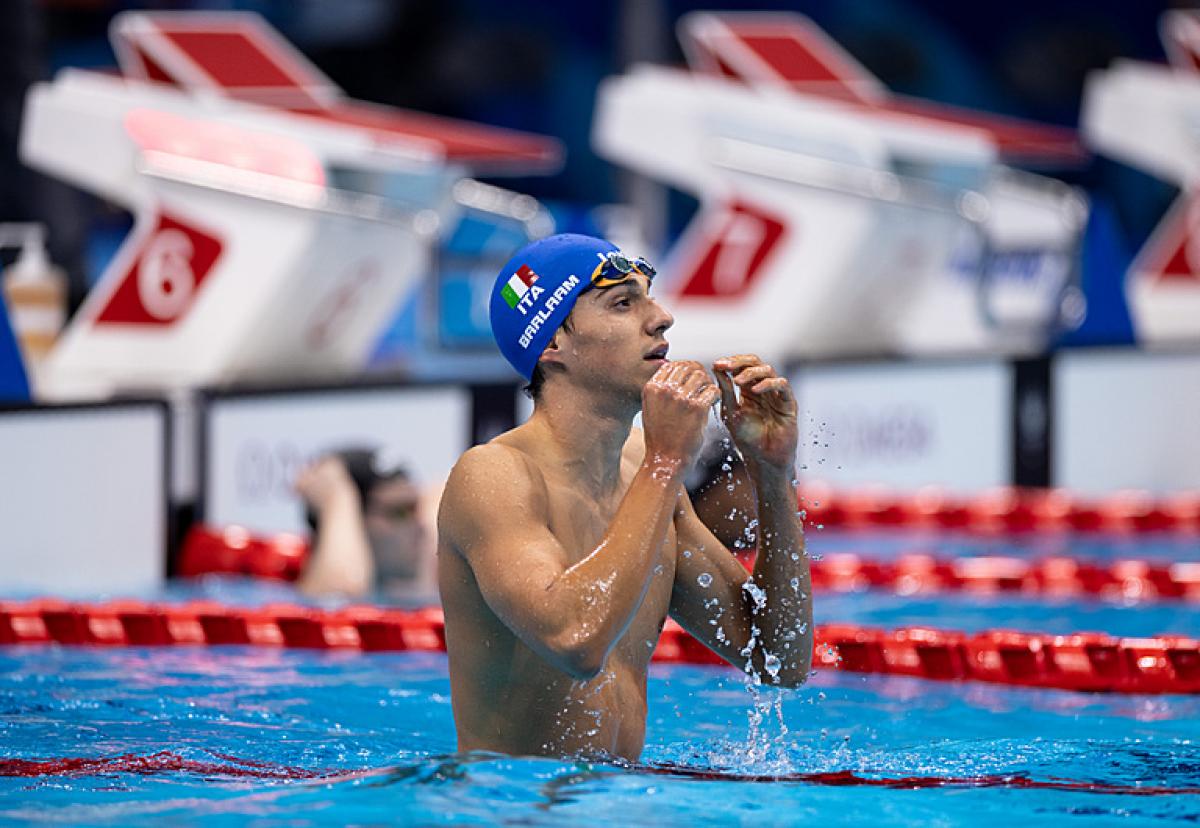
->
[740, 581, 767, 613]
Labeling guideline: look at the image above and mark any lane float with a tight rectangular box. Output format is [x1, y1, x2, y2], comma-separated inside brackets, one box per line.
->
[799, 484, 1200, 534]
[2, 598, 1196, 694]
[807, 552, 1200, 602]
[177, 525, 1200, 603]
[2, 751, 1199, 795]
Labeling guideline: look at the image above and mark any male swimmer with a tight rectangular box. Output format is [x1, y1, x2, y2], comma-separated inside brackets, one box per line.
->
[438, 234, 812, 760]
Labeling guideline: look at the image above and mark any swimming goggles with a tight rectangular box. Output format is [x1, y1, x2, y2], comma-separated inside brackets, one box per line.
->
[589, 251, 657, 288]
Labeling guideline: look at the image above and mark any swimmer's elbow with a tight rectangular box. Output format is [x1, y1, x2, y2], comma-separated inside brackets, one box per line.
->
[772, 669, 810, 690]
[750, 650, 812, 689]
[560, 640, 607, 681]
[547, 630, 607, 681]
[781, 646, 815, 688]
[562, 651, 605, 682]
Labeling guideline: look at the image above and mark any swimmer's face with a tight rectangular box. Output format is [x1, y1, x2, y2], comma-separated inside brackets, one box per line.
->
[364, 477, 426, 582]
[549, 272, 674, 394]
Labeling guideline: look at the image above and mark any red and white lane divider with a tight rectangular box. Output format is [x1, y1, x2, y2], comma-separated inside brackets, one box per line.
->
[2, 599, 1197, 694]
[177, 526, 1200, 603]
[800, 484, 1200, 534]
[2, 751, 1198, 793]
[808, 552, 1200, 602]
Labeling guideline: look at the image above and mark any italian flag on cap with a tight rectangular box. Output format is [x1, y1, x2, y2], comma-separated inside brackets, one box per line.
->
[502, 264, 539, 309]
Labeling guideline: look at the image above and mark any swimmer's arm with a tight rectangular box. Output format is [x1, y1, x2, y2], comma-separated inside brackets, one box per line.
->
[669, 481, 812, 687]
[440, 444, 683, 681]
[295, 457, 375, 598]
[296, 496, 375, 597]
[743, 461, 813, 685]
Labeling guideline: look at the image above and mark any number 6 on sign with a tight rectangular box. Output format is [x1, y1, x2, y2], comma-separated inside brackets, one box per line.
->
[138, 229, 196, 321]
[94, 212, 223, 327]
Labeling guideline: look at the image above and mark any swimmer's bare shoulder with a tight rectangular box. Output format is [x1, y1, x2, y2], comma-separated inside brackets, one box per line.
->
[440, 437, 608, 676]
[438, 438, 551, 561]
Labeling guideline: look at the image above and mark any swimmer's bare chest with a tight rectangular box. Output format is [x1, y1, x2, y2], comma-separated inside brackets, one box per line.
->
[442, 451, 680, 758]
[513, 468, 680, 752]
[544, 470, 680, 662]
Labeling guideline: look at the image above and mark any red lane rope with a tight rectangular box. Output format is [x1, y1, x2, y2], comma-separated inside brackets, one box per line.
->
[2, 599, 1197, 694]
[799, 484, 1200, 535]
[178, 526, 1200, 603]
[0, 751, 1196, 795]
[807, 552, 1200, 603]
[643, 763, 1200, 794]
[177, 526, 310, 582]
[0, 751, 327, 780]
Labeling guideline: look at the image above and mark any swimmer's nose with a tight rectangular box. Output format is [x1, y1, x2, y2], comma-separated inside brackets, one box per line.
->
[647, 297, 674, 336]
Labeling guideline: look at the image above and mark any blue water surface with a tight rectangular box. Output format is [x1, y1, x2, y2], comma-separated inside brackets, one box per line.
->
[0, 644, 1197, 826]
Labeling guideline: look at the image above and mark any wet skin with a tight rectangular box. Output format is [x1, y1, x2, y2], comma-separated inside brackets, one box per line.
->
[439, 429, 678, 758]
[437, 275, 812, 760]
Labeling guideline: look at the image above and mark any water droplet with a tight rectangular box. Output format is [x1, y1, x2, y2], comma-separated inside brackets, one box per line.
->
[697, 572, 713, 588]
[741, 580, 767, 612]
[764, 653, 781, 678]
[682, 549, 692, 559]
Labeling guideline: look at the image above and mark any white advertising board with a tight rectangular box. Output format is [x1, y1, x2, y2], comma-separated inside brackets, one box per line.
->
[0, 402, 167, 595]
[1054, 349, 1200, 494]
[204, 384, 470, 534]
[788, 360, 1012, 492]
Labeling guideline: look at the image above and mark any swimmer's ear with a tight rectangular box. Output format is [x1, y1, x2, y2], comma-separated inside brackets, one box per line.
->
[540, 332, 566, 369]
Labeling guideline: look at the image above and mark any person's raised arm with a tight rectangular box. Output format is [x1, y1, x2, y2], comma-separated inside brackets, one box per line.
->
[295, 456, 375, 598]
[714, 355, 811, 685]
[439, 361, 720, 680]
[668, 357, 811, 687]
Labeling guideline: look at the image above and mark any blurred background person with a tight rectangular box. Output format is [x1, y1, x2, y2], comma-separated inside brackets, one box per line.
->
[293, 448, 438, 600]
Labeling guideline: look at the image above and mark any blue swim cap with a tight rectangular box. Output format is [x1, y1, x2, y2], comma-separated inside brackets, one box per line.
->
[490, 234, 618, 380]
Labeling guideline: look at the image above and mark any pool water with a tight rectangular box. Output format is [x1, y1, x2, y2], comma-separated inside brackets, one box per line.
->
[2, 528, 1199, 826]
[2, 646, 1198, 824]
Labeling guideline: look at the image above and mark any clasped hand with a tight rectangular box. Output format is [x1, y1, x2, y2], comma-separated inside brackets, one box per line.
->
[641, 356, 798, 474]
[712, 354, 798, 473]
